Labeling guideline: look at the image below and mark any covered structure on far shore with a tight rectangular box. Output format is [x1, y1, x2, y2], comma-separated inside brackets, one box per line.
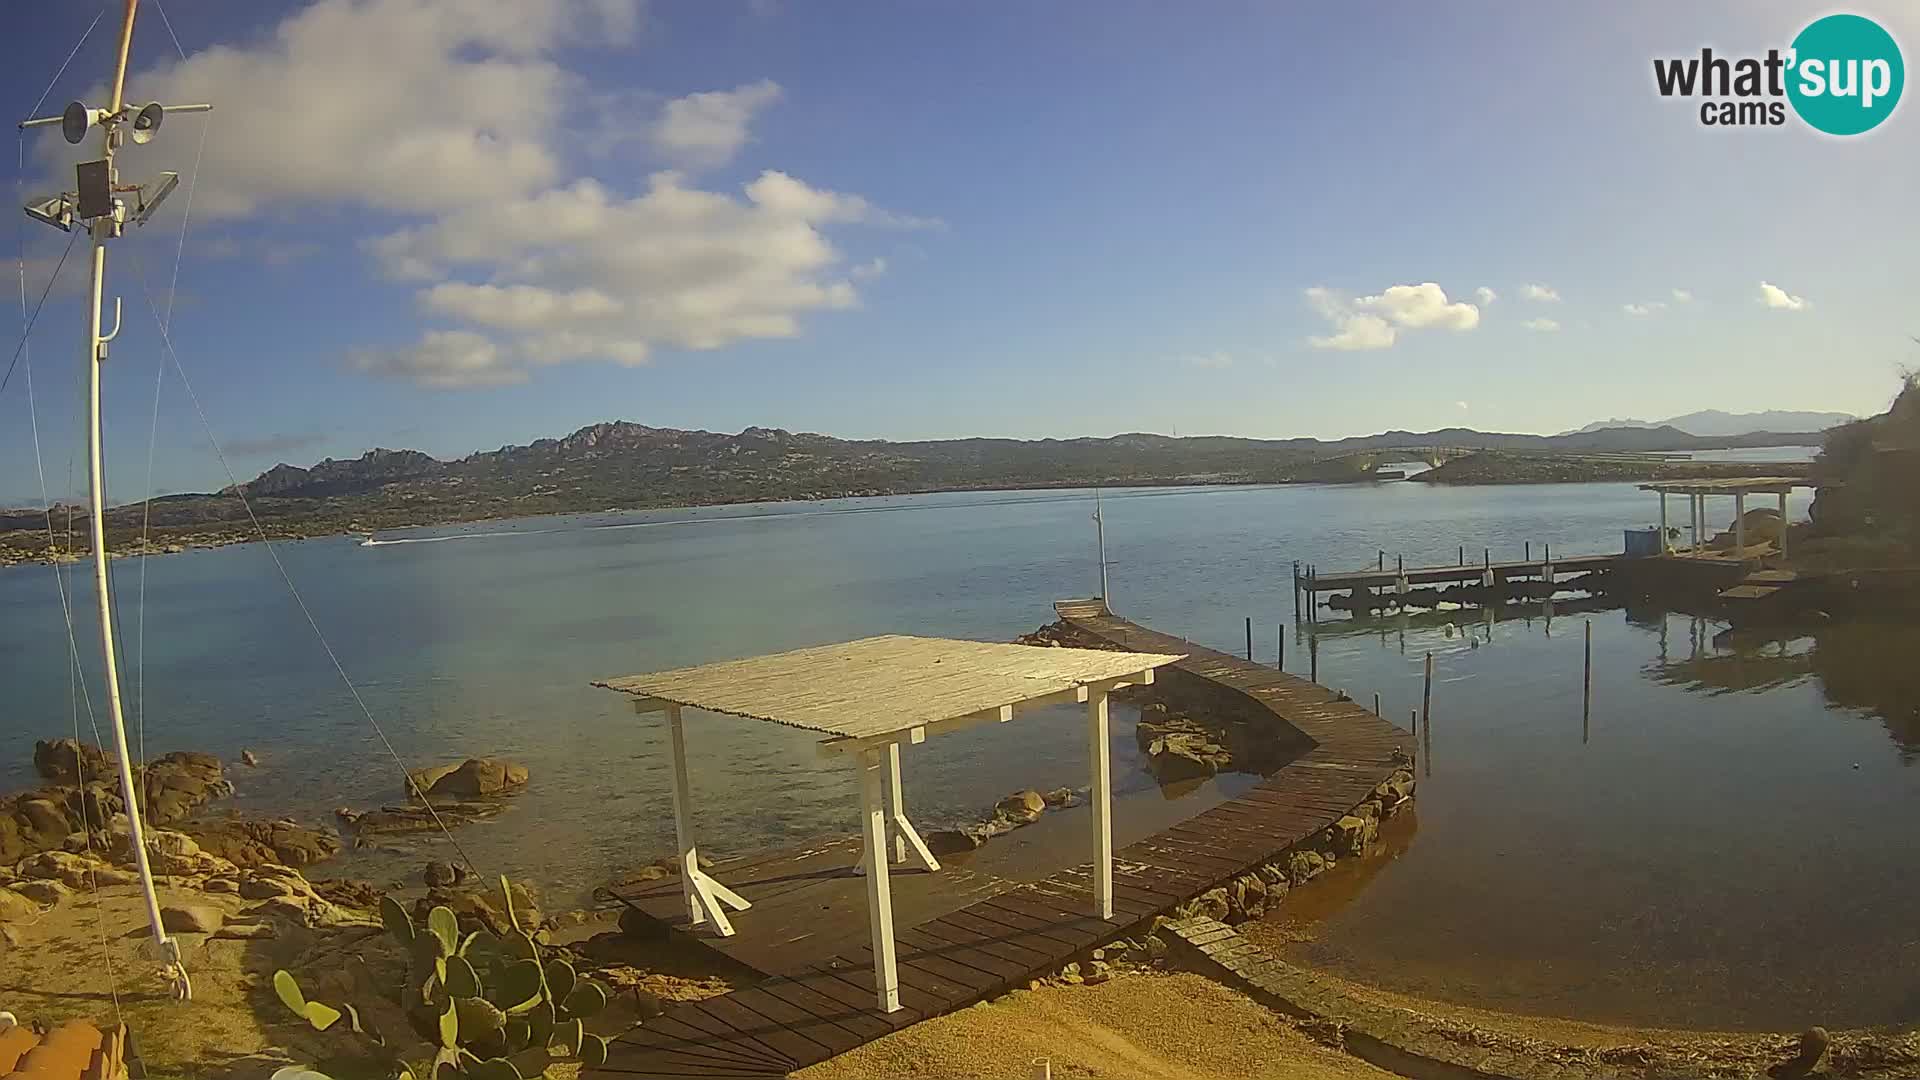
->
[1639, 476, 1810, 559]
[594, 634, 1183, 1012]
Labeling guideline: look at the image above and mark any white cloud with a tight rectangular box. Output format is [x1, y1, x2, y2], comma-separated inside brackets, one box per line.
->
[1181, 352, 1234, 369]
[1759, 281, 1808, 311]
[1475, 286, 1498, 304]
[82, 0, 646, 218]
[68, 0, 932, 389]
[1671, 288, 1693, 303]
[1454, 400, 1470, 411]
[1521, 283, 1561, 302]
[1521, 317, 1560, 332]
[367, 170, 912, 380]
[652, 80, 784, 167]
[1623, 301, 1666, 316]
[349, 330, 526, 388]
[1305, 282, 1478, 350]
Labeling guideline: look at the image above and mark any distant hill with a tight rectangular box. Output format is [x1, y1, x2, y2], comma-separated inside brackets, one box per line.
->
[0, 419, 1822, 561]
[1567, 410, 1854, 437]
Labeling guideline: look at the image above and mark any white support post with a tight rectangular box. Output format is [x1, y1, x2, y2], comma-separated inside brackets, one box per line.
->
[1778, 491, 1790, 559]
[885, 742, 941, 872]
[664, 704, 750, 936]
[1692, 494, 1702, 552]
[859, 748, 901, 1013]
[1735, 491, 1747, 557]
[1087, 686, 1114, 920]
[1659, 492, 1670, 554]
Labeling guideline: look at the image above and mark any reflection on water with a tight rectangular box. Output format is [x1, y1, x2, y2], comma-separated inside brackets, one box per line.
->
[1281, 603, 1920, 1030]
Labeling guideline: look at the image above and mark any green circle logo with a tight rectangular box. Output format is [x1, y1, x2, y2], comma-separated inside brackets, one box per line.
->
[1787, 14, 1904, 135]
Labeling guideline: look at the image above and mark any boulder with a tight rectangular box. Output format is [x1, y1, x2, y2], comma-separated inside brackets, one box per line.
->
[1287, 849, 1327, 886]
[409, 758, 529, 801]
[15, 850, 102, 889]
[1041, 787, 1078, 808]
[139, 752, 231, 825]
[1330, 814, 1374, 856]
[13, 880, 71, 906]
[339, 801, 508, 835]
[422, 861, 465, 888]
[184, 818, 339, 868]
[925, 828, 986, 856]
[238, 875, 297, 900]
[159, 904, 224, 934]
[1145, 732, 1232, 781]
[0, 887, 41, 923]
[240, 750, 260, 768]
[1192, 887, 1230, 922]
[995, 790, 1046, 824]
[418, 879, 542, 936]
[213, 922, 276, 941]
[33, 738, 113, 784]
[1226, 875, 1268, 922]
[310, 878, 383, 912]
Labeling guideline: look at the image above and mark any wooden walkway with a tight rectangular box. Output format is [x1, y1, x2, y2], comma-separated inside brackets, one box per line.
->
[1305, 552, 1623, 593]
[591, 600, 1409, 1078]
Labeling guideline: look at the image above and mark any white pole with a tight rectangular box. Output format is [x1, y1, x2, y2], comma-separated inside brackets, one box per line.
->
[1093, 487, 1109, 602]
[1087, 686, 1113, 920]
[1735, 491, 1747, 556]
[859, 748, 900, 1012]
[885, 742, 906, 864]
[666, 704, 702, 926]
[1778, 491, 1789, 559]
[1658, 492, 1669, 554]
[77, 0, 186, 1002]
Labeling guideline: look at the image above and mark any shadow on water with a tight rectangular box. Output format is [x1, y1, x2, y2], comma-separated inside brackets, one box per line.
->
[1275, 597, 1920, 1031]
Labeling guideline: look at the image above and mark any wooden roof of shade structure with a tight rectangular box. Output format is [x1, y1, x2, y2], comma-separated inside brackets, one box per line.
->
[1637, 476, 1809, 496]
[595, 633, 1184, 751]
[595, 632, 1185, 1014]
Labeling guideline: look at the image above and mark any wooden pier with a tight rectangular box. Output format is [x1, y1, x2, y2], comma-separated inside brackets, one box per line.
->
[592, 602, 1407, 1078]
[1296, 551, 1625, 617]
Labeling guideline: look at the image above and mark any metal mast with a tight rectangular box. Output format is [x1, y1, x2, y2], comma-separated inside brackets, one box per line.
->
[20, 0, 209, 1001]
[1092, 486, 1110, 602]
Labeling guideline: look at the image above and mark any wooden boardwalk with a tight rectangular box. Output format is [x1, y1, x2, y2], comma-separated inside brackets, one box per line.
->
[591, 600, 1409, 1078]
[1305, 552, 1623, 593]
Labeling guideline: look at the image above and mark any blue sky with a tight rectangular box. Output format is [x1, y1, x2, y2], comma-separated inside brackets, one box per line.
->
[4, 0, 1917, 500]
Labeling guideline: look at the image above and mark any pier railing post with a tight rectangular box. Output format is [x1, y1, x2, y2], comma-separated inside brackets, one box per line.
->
[1421, 652, 1433, 737]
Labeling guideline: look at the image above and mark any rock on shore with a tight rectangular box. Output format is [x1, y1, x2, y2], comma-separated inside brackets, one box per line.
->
[405, 757, 529, 801]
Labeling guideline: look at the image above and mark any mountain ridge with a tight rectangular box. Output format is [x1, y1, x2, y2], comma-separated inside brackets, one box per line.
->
[1564, 409, 1853, 437]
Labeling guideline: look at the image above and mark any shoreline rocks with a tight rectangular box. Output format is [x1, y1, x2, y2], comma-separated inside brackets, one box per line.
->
[405, 757, 529, 801]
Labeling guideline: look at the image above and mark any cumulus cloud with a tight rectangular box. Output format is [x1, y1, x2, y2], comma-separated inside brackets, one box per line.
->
[1476, 286, 1498, 304]
[84, 0, 647, 218]
[652, 80, 784, 167]
[78, 0, 932, 388]
[1522, 283, 1561, 302]
[1671, 288, 1693, 303]
[1521, 317, 1560, 332]
[349, 330, 527, 388]
[1304, 283, 1479, 350]
[1759, 281, 1808, 311]
[1623, 301, 1666, 316]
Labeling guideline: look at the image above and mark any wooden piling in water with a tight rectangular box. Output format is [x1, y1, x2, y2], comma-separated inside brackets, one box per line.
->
[1277, 631, 1285, 672]
[1583, 619, 1592, 743]
[1309, 632, 1319, 683]
[1458, 544, 1464, 565]
[1525, 540, 1531, 561]
[1245, 616, 1253, 661]
[1373, 692, 1380, 716]
[1422, 652, 1433, 735]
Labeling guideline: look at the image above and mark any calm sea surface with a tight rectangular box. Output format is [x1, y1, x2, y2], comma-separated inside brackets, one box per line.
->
[6, 468, 1916, 1028]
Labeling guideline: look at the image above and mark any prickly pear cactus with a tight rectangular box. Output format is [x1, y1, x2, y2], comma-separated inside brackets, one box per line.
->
[273, 875, 613, 1077]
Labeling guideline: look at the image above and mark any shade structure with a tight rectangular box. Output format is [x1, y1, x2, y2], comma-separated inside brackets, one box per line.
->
[596, 634, 1185, 1012]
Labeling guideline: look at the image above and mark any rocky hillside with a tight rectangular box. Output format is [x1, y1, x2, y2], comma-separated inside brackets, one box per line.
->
[0, 419, 1827, 563]
[1807, 378, 1920, 562]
